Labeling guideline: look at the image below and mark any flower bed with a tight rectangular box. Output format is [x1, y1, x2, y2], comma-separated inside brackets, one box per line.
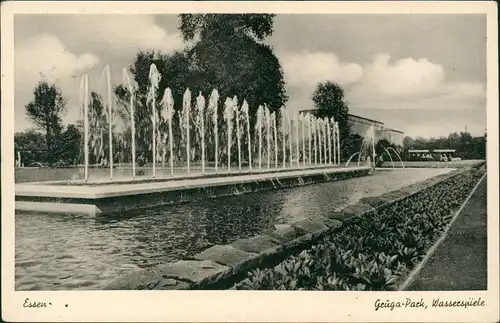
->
[235, 164, 486, 291]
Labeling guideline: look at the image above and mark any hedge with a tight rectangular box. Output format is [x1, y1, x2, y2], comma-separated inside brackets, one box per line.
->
[235, 165, 486, 291]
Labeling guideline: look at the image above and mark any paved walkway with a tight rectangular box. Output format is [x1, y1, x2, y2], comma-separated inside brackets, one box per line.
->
[408, 177, 487, 291]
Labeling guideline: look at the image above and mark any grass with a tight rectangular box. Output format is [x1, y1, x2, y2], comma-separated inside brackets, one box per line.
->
[407, 177, 487, 291]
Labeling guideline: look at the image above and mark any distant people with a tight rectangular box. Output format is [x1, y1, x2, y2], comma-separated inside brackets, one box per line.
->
[376, 155, 384, 168]
[138, 154, 146, 167]
[99, 157, 107, 168]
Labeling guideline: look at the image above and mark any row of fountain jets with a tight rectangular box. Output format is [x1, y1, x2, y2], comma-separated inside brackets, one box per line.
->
[79, 64, 343, 181]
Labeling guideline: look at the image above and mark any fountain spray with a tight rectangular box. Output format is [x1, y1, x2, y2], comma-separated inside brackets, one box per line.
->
[224, 98, 234, 173]
[242, 100, 252, 172]
[106, 66, 114, 179]
[272, 111, 278, 169]
[288, 110, 292, 168]
[330, 117, 335, 166]
[280, 106, 286, 169]
[301, 114, 306, 168]
[196, 92, 206, 174]
[308, 114, 312, 166]
[327, 118, 332, 164]
[257, 105, 263, 170]
[122, 69, 136, 178]
[319, 119, 324, 165]
[208, 90, 219, 174]
[295, 113, 300, 169]
[336, 122, 340, 166]
[80, 75, 90, 181]
[164, 88, 174, 176]
[183, 89, 192, 173]
[323, 118, 328, 166]
[312, 116, 317, 165]
[148, 64, 161, 178]
[234, 96, 241, 173]
[382, 146, 395, 168]
[372, 124, 376, 168]
[387, 147, 405, 168]
[266, 106, 271, 170]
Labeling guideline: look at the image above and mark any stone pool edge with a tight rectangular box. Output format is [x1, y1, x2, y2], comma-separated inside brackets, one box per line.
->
[102, 166, 479, 290]
[16, 166, 371, 216]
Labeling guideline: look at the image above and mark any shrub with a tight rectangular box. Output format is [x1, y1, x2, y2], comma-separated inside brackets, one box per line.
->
[235, 167, 486, 290]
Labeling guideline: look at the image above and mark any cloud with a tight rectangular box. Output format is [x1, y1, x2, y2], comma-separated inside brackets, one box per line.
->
[354, 54, 445, 97]
[15, 33, 100, 130]
[65, 16, 184, 55]
[279, 51, 363, 114]
[16, 33, 99, 86]
[346, 54, 485, 110]
[281, 51, 364, 88]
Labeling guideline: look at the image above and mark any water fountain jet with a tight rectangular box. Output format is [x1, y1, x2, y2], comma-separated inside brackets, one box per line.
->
[266, 106, 271, 170]
[208, 90, 219, 174]
[280, 106, 286, 169]
[224, 98, 234, 173]
[308, 114, 312, 166]
[183, 89, 192, 173]
[295, 113, 300, 168]
[256, 105, 263, 170]
[382, 146, 395, 168]
[272, 111, 278, 169]
[122, 69, 136, 178]
[163, 88, 174, 176]
[388, 147, 405, 168]
[196, 92, 206, 174]
[242, 100, 252, 172]
[148, 64, 161, 178]
[327, 118, 332, 165]
[288, 110, 292, 168]
[234, 97, 241, 173]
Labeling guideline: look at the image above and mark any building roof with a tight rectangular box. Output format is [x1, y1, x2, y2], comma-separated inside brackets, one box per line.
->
[298, 109, 403, 134]
[378, 127, 405, 134]
[347, 113, 384, 125]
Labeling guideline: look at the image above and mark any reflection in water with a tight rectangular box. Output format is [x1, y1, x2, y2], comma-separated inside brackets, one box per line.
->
[15, 168, 452, 290]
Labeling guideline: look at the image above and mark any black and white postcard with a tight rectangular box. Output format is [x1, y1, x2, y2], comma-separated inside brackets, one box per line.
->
[1, 1, 498, 322]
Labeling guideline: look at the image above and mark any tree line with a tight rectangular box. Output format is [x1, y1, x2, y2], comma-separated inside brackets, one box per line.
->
[20, 15, 483, 168]
[17, 14, 360, 167]
[402, 132, 486, 160]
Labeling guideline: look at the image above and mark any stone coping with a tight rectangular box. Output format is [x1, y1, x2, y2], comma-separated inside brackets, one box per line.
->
[30, 164, 361, 186]
[15, 166, 371, 216]
[16, 166, 371, 200]
[103, 166, 470, 290]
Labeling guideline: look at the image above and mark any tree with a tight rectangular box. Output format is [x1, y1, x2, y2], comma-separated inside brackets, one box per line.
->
[401, 131, 486, 160]
[179, 14, 275, 42]
[25, 81, 66, 166]
[180, 14, 287, 117]
[311, 81, 352, 159]
[343, 133, 364, 162]
[115, 14, 288, 163]
[402, 136, 414, 150]
[52, 124, 82, 165]
[14, 129, 46, 165]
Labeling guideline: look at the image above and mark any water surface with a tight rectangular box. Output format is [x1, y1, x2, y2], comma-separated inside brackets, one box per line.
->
[15, 168, 452, 290]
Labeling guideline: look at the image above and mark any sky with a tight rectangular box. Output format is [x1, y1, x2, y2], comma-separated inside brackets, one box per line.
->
[14, 14, 487, 138]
